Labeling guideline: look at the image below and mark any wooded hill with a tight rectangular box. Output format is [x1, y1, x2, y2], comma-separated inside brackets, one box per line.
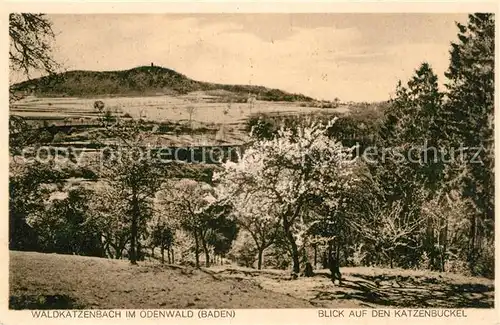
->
[11, 65, 315, 102]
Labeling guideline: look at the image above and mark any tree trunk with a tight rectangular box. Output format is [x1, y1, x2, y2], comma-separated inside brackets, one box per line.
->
[117, 238, 128, 260]
[171, 248, 175, 264]
[161, 246, 164, 264]
[103, 242, 109, 257]
[427, 219, 435, 270]
[284, 227, 300, 274]
[130, 194, 139, 265]
[313, 244, 317, 269]
[167, 247, 171, 264]
[202, 237, 210, 267]
[283, 204, 302, 275]
[441, 216, 449, 272]
[194, 231, 200, 268]
[322, 251, 328, 269]
[257, 247, 264, 270]
[205, 249, 210, 267]
[104, 243, 113, 258]
[137, 241, 142, 261]
[343, 243, 348, 265]
[114, 242, 125, 259]
[468, 214, 477, 268]
[151, 247, 155, 259]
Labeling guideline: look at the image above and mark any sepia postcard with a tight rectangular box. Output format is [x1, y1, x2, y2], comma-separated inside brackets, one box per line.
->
[1, 1, 499, 325]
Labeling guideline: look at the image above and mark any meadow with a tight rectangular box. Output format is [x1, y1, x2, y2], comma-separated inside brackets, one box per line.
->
[11, 93, 350, 147]
[11, 94, 347, 126]
[10, 251, 494, 309]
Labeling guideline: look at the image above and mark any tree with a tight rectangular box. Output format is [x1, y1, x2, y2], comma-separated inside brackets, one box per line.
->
[9, 14, 65, 254]
[228, 232, 258, 268]
[159, 179, 215, 267]
[219, 190, 278, 269]
[149, 217, 175, 264]
[442, 13, 494, 269]
[382, 63, 443, 149]
[202, 203, 238, 265]
[216, 119, 357, 274]
[31, 187, 104, 256]
[420, 189, 471, 273]
[362, 200, 424, 268]
[9, 115, 53, 155]
[9, 14, 61, 154]
[9, 161, 63, 251]
[9, 14, 59, 84]
[186, 106, 196, 130]
[94, 117, 165, 265]
[375, 63, 449, 269]
[89, 184, 131, 259]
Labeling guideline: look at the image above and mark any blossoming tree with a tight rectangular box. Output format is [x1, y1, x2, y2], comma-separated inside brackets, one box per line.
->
[216, 119, 357, 274]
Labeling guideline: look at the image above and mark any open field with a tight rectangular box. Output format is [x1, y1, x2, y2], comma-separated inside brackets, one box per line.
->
[10, 94, 349, 147]
[10, 94, 349, 126]
[10, 251, 494, 309]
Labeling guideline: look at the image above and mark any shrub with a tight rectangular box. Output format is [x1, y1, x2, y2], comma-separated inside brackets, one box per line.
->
[473, 240, 495, 278]
[227, 233, 257, 268]
[263, 245, 291, 270]
[349, 244, 368, 267]
[245, 115, 275, 140]
[52, 132, 67, 143]
[447, 259, 472, 277]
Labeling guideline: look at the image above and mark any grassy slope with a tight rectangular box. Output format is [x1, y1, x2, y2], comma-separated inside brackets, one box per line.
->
[9, 251, 312, 309]
[10, 251, 494, 309]
[11, 66, 314, 102]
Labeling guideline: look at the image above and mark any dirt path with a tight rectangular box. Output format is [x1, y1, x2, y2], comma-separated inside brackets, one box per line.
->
[208, 266, 495, 308]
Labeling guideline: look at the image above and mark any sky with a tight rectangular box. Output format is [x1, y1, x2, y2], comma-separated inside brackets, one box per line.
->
[43, 13, 468, 102]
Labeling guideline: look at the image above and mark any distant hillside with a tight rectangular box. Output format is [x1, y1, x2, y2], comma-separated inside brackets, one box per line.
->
[11, 66, 315, 102]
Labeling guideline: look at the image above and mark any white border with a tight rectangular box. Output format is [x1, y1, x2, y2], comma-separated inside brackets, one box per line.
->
[1, 2, 499, 325]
